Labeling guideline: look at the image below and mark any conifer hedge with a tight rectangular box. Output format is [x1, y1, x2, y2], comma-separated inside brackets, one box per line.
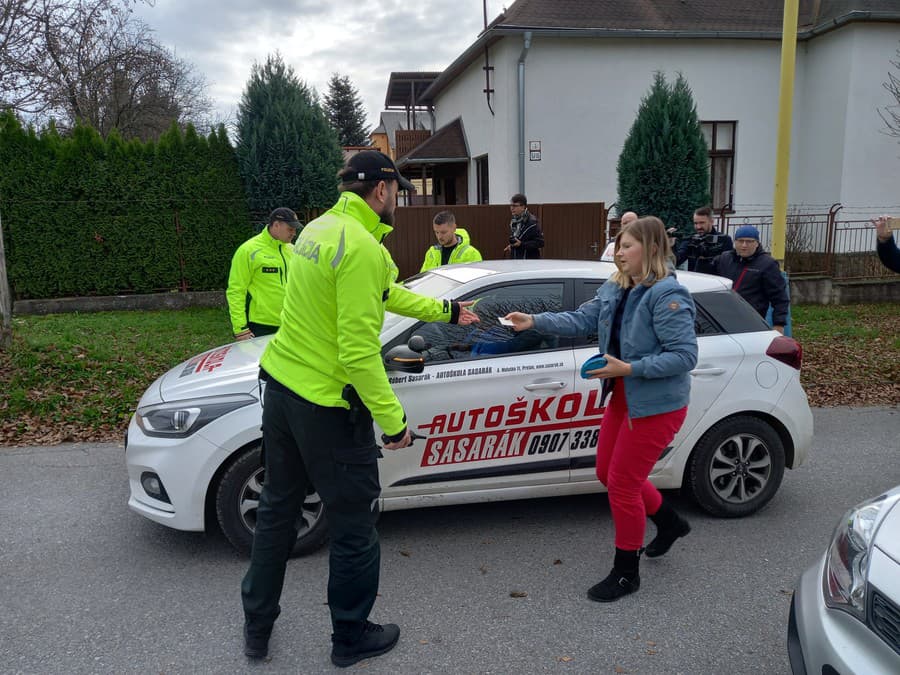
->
[616, 72, 710, 235]
[0, 114, 253, 299]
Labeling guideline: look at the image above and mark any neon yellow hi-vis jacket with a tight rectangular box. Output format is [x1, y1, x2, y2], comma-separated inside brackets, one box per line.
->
[226, 227, 291, 335]
[260, 191, 458, 437]
[420, 227, 482, 272]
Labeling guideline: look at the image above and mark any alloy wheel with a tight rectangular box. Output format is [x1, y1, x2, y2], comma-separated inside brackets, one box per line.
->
[238, 467, 324, 536]
[707, 433, 772, 504]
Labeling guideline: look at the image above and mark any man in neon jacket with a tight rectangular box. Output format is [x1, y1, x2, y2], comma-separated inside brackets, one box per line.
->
[241, 151, 478, 668]
[420, 210, 482, 272]
[226, 207, 301, 340]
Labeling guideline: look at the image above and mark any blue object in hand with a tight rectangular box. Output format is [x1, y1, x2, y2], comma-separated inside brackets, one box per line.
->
[580, 354, 608, 379]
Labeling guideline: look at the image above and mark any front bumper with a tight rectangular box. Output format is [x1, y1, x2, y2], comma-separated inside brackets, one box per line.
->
[125, 415, 222, 531]
[789, 554, 900, 674]
[125, 395, 264, 533]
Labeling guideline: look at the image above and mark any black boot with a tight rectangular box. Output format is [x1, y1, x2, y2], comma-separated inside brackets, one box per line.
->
[243, 624, 270, 659]
[645, 501, 691, 558]
[242, 607, 278, 659]
[587, 548, 641, 602]
[331, 621, 401, 668]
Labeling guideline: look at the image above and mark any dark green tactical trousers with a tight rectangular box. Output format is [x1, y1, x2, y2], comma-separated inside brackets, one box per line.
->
[241, 375, 381, 645]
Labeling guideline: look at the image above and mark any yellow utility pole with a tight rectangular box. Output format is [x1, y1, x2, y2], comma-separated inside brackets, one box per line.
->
[771, 0, 800, 266]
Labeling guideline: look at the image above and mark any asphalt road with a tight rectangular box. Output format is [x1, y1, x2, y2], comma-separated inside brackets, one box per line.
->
[1, 407, 898, 675]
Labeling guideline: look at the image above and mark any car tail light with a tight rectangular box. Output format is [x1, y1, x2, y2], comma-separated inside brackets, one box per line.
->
[766, 336, 802, 370]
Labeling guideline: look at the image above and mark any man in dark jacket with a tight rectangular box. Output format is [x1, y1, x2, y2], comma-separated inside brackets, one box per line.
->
[504, 193, 544, 259]
[675, 206, 733, 274]
[715, 225, 789, 334]
[873, 214, 900, 273]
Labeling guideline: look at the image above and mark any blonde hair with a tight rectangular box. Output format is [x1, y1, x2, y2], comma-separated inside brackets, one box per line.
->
[610, 216, 673, 288]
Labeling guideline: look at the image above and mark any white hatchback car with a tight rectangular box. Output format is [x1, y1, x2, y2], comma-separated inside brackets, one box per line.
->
[788, 486, 900, 673]
[125, 260, 813, 556]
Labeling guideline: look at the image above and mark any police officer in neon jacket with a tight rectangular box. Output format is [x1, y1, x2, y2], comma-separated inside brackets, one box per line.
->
[240, 151, 478, 667]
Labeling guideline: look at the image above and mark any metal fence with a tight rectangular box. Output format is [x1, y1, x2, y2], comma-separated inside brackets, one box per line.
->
[351, 201, 893, 281]
[718, 205, 892, 279]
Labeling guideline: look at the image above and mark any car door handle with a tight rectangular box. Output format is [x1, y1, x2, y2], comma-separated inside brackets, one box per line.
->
[691, 368, 726, 376]
[523, 381, 567, 391]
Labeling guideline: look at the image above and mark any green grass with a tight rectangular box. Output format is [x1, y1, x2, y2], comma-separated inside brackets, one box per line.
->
[792, 303, 900, 349]
[1, 308, 232, 443]
[790, 303, 899, 405]
[791, 304, 896, 342]
[0, 303, 897, 445]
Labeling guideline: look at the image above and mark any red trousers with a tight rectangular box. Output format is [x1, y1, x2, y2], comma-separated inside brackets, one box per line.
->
[595, 378, 687, 551]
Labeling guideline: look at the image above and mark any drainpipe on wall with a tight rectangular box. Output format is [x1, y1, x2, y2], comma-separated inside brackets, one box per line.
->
[517, 31, 532, 195]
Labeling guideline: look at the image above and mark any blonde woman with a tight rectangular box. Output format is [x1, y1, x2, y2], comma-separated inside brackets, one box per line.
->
[504, 216, 698, 602]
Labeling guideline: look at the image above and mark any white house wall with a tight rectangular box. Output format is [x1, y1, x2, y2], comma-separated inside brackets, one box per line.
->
[793, 28, 853, 213]
[837, 23, 900, 217]
[433, 38, 523, 204]
[431, 27, 899, 217]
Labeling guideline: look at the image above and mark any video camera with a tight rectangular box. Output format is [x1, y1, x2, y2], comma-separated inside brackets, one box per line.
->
[685, 232, 726, 260]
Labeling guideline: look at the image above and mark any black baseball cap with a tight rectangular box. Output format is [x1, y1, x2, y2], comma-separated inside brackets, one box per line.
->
[269, 207, 301, 227]
[339, 150, 415, 191]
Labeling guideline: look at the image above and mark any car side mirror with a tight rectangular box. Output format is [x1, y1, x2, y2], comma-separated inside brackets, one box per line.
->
[384, 344, 425, 373]
[407, 334, 428, 352]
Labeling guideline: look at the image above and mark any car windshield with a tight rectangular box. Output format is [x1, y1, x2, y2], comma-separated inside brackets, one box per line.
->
[382, 271, 464, 333]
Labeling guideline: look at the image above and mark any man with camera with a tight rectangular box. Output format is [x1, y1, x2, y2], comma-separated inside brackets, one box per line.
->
[504, 193, 544, 259]
[675, 206, 733, 274]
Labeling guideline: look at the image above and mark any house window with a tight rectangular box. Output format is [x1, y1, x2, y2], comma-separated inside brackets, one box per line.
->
[475, 155, 489, 204]
[701, 121, 736, 212]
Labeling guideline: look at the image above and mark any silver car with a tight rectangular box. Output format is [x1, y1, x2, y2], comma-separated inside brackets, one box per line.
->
[788, 485, 900, 673]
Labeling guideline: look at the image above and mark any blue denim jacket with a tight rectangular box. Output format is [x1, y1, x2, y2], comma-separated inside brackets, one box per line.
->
[532, 274, 698, 418]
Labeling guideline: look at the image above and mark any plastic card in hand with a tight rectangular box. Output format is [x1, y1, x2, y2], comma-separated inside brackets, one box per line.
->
[888, 217, 900, 231]
[580, 354, 608, 379]
[498, 317, 514, 326]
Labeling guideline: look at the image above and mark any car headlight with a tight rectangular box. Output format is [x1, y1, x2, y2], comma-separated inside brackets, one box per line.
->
[823, 490, 900, 621]
[135, 393, 256, 438]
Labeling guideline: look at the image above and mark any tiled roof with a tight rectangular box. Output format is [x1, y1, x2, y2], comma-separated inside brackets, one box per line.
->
[424, 0, 900, 100]
[397, 118, 469, 166]
[494, 0, 899, 33]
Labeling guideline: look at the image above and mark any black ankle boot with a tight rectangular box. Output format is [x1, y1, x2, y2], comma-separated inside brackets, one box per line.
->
[587, 548, 641, 602]
[645, 501, 691, 558]
[243, 625, 270, 659]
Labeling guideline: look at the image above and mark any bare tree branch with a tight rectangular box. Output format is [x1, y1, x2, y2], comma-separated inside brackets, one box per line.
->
[879, 48, 900, 141]
[1, 0, 212, 139]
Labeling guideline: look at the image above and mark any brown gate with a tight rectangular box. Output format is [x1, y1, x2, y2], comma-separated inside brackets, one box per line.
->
[386, 202, 606, 279]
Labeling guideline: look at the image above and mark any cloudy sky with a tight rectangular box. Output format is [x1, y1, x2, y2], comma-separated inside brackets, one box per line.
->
[134, 0, 507, 130]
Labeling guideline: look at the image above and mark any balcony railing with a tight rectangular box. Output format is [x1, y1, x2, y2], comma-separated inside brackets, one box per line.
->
[394, 130, 431, 159]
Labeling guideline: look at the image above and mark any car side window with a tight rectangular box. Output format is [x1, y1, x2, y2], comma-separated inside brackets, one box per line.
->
[574, 281, 603, 346]
[693, 290, 767, 335]
[405, 282, 566, 363]
[694, 305, 722, 336]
